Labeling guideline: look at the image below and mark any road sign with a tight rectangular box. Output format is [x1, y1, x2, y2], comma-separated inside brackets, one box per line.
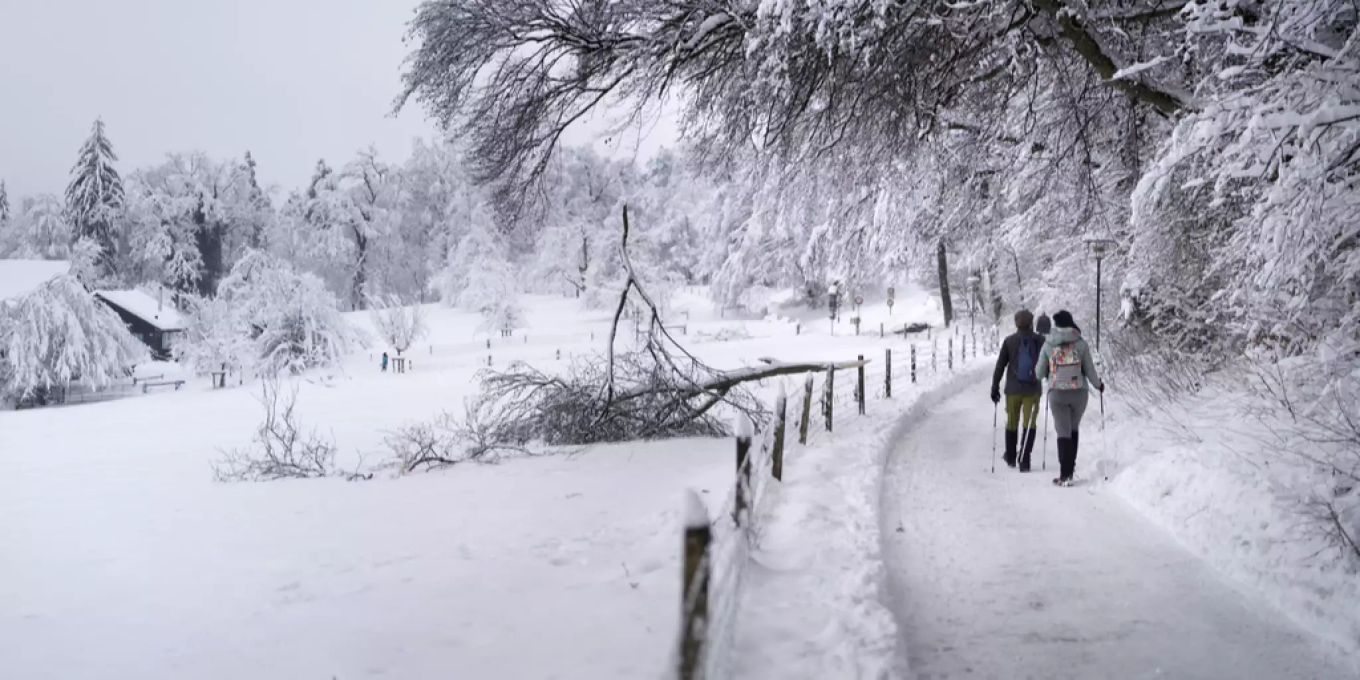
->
[854, 295, 864, 306]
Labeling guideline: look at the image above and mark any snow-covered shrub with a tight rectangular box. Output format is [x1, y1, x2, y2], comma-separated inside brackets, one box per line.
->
[174, 295, 254, 377]
[216, 250, 356, 375]
[369, 295, 427, 356]
[0, 274, 147, 404]
[212, 377, 336, 482]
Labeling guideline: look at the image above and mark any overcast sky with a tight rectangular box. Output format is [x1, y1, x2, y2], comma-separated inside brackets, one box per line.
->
[0, 0, 677, 199]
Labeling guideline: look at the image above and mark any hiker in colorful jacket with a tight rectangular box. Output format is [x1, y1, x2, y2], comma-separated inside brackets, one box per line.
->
[990, 309, 1044, 471]
[1037, 310, 1105, 486]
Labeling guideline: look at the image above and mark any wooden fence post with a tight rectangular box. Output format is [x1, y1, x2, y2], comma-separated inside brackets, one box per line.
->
[799, 374, 814, 445]
[824, 367, 835, 432]
[735, 420, 752, 525]
[680, 491, 710, 680]
[910, 344, 917, 383]
[857, 355, 867, 415]
[932, 341, 937, 372]
[948, 337, 954, 371]
[879, 322, 884, 338]
[772, 390, 787, 481]
[885, 349, 893, 398]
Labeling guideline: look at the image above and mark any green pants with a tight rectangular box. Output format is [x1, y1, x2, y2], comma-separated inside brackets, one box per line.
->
[1005, 394, 1040, 432]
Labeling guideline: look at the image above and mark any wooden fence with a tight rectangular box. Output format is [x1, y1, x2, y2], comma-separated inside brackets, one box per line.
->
[674, 323, 1000, 679]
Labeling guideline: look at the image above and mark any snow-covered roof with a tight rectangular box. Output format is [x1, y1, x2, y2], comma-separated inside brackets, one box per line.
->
[0, 259, 71, 302]
[95, 289, 186, 331]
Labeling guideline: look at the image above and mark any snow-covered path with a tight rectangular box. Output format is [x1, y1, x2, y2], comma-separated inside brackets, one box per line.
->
[880, 385, 1352, 680]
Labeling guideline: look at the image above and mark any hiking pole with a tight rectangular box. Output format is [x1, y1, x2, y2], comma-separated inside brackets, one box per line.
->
[1041, 388, 1050, 471]
[991, 401, 998, 473]
[1101, 389, 1109, 480]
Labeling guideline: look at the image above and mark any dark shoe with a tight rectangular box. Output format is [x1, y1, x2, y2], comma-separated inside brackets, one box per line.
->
[1003, 430, 1018, 468]
[1018, 427, 1037, 471]
[1056, 437, 1075, 480]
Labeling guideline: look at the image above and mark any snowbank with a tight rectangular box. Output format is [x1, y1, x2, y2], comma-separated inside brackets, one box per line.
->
[1103, 384, 1360, 663]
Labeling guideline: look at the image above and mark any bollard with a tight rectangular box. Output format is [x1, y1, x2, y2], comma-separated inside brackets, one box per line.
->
[856, 355, 866, 415]
[885, 349, 893, 398]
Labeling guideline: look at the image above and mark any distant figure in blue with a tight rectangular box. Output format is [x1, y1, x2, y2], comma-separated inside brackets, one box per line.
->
[381, 352, 389, 372]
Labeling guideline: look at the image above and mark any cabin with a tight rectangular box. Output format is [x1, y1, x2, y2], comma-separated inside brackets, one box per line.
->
[95, 289, 186, 360]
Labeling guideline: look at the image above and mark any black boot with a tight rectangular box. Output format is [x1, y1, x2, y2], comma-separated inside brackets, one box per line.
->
[1018, 428, 1037, 472]
[1070, 430, 1079, 479]
[1003, 430, 1018, 468]
[1053, 438, 1074, 485]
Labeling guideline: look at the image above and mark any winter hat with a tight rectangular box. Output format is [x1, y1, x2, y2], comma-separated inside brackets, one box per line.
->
[1053, 310, 1080, 332]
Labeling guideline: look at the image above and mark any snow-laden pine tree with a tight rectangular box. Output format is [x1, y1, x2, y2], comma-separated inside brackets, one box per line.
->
[0, 274, 147, 404]
[65, 119, 125, 277]
[0, 180, 10, 227]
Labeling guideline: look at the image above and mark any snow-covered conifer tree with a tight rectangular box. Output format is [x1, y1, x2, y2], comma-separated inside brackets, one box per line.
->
[65, 119, 125, 277]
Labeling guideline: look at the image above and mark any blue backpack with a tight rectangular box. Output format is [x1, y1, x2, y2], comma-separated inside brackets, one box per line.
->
[1016, 336, 1039, 384]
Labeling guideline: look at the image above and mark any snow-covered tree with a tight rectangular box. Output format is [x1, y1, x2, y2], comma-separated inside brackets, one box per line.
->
[369, 294, 427, 356]
[174, 294, 254, 378]
[0, 274, 147, 404]
[443, 221, 522, 329]
[239, 151, 274, 251]
[65, 118, 124, 276]
[0, 180, 9, 226]
[215, 250, 356, 375]
[122, 152, 272, 297]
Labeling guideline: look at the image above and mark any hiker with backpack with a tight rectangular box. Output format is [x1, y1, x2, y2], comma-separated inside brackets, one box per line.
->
[1037, 310, 1105, 486]
[1036, 312, 1052, 337]
[990, 309, 1044, 471]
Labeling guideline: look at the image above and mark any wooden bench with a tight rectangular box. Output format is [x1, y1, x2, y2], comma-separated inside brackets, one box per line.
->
[141, 380, 185, 394]
[131, 373, 164, 386]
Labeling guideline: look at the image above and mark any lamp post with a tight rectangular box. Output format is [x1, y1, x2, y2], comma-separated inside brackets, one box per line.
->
[1082, 235, 1118, 352]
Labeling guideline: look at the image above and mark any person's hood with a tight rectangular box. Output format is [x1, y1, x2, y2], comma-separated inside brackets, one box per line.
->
[1049, 327, 1081, 344]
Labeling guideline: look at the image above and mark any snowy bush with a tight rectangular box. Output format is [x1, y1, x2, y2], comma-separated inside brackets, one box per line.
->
[212, 377, 336, 482]
[0, 274, 147, 404]
[216, 250, 357, 375]
[175, 295, 254, 377]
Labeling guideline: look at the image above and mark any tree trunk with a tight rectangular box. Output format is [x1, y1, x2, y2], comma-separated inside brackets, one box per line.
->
[937, 239, 953, 327]
[986, 260, 1003, 320]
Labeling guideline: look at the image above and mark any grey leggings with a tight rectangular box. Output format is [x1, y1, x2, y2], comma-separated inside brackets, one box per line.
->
[1049, 388, 1089, 438]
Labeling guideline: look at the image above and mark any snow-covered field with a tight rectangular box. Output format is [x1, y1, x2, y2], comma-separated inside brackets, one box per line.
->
[0, 284, 955, 679]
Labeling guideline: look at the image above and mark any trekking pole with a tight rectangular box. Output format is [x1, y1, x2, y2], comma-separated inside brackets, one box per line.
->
[1041, 388, 1050, 471]
[1101, 389, 1109, 480]
[991, 401, 998, 474]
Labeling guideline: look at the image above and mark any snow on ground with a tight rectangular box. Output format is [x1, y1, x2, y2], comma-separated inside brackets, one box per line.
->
[1100, 382, 1360, 664]
[0, 285, 955, 679]
[881, 379, 1356, 679]
[731, 336, 996, 680]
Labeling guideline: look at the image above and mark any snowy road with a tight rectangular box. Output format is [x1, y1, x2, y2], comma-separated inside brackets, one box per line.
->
[880, 386, 1353, 680]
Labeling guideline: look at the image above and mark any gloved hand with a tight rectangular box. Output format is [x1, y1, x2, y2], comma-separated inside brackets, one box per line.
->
[990, 386, 1000, 403]
[1096, 382, 1106, 393]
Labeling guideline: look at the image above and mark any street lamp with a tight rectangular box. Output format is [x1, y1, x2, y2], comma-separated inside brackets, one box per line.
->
[1083, 235, 1119, 352]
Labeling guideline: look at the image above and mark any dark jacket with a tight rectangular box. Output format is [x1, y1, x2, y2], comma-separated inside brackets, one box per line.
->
[992, 331, 1044, 396]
